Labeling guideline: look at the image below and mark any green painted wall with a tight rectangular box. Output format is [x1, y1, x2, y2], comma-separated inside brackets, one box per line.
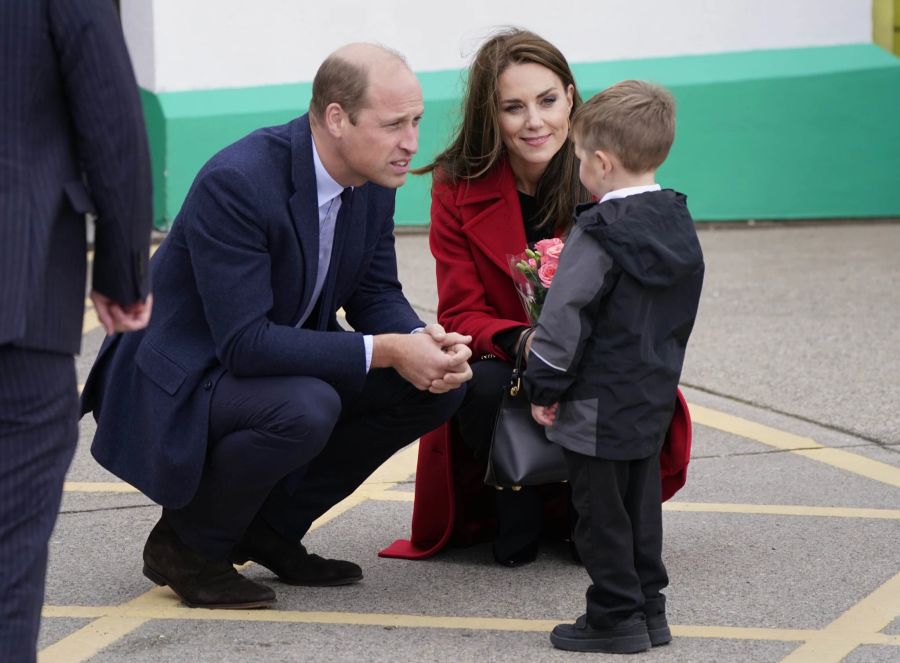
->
[141, 44, 900, 229]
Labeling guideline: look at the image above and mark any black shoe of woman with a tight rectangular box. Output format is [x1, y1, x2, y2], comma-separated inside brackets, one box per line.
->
[492, 540, 539, 567]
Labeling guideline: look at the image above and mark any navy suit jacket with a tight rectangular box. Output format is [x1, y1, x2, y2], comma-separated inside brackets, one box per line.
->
[83, 114, 424, 508]
[0, 0, 151, 354]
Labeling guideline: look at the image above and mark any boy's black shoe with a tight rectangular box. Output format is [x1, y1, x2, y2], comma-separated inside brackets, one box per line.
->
[646, 612, 672, 646]
[550, 614, 651, 653]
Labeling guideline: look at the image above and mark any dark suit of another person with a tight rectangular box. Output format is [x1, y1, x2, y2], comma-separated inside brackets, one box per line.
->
[0, 1, 152, 659]
[81, 113, 463, 598]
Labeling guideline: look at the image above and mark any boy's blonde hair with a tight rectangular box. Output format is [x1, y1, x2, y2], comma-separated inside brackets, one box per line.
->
[572, 80, 675, 173]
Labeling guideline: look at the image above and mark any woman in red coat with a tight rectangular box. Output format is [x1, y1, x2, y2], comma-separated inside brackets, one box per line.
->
[381, 29, 692, 565]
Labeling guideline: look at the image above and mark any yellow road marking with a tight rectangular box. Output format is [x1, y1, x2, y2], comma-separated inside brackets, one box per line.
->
[780, 571, 900, 662]
[63, 482, 139, 494]
[38, 602, 900, 646]
[368, 490, 415, 502]
[64, 476, 900, 524]
[663, 502, 900, 520]
[690, 405, 900, 488]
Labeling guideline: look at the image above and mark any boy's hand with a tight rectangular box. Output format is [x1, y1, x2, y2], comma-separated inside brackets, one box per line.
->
[531, 402, 558, 426]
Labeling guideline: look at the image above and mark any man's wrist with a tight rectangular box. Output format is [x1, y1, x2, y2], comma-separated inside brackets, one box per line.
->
[371, 333, 403, 369]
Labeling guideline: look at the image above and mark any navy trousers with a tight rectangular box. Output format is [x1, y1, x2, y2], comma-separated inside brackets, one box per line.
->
[0, 346, 78, 663]
[167, 368, 465, 559]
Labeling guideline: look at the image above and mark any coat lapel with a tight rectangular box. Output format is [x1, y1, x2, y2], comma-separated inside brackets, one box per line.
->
[458, 160, 528, 275]
[287, 115, 320, 326]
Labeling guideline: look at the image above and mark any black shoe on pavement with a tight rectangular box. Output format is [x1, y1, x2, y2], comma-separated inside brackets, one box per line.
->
[550, 614, 651, 653]
[142, 516, 275, 609]
[231, 517, 362, 586]
[646, 612, 672, 646]
[492, 540, 539, 567]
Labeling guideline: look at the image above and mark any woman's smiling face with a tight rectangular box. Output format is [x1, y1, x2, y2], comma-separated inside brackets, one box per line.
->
[496, 62, 574, 191]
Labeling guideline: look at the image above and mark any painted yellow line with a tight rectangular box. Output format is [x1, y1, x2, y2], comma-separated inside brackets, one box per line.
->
[673, 625, 898, 647]
[61, 479, 900, 523]
[663, 502, 900, 520]
[63, 482, 139, 494]
[690, 404, 900, 488]
[38, 616, 147, 663]
[779, 571, 900, 662]
[42, 602, 558, 631]
[368, 490, 415, 502]
[39, 603, 900, 646]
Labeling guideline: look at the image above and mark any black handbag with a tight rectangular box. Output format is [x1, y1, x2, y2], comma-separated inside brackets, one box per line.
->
[484, 328, 568, 489]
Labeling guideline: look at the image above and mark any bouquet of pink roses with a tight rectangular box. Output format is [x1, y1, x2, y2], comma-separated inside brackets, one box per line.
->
[506, 237, 564, 324]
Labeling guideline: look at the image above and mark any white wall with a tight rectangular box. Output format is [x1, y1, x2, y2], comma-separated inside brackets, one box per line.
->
[122, 0, 873, 93]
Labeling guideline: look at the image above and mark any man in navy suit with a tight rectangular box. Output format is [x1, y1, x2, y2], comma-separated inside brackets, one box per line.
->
[82, 43, 472, 608]
[1, 0, 153, 659]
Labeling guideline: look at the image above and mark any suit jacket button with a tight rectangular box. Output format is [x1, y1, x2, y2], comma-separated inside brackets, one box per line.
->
[203, 380, 212, 390]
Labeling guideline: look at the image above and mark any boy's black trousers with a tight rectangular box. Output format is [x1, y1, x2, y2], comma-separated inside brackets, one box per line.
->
[564, 448, 668, 628]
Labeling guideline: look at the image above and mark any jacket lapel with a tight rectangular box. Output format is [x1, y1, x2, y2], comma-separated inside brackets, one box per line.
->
[287, 115, 320, 326]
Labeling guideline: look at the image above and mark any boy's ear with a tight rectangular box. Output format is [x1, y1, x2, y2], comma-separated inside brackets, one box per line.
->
[594, 149, 614, 176]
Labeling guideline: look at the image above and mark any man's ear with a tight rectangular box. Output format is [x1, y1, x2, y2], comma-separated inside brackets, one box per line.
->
[323, 102, 346, 138]
[594, 149, 614, 177]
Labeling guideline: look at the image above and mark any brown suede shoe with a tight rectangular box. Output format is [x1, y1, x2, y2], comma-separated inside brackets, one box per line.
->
[143, 516, 276, 609]
[231, 517, 362, 586]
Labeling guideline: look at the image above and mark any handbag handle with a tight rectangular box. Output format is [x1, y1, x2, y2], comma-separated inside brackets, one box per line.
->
[509, 327, 536, 397]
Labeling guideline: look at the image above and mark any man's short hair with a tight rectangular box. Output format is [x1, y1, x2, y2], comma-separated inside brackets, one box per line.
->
[309, 45, 408, 125]
[309, 56, 369, 125]
[572, 80, 676, 173]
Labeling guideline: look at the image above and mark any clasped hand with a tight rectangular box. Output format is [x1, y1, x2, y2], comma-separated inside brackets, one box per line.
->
[392, 323, 472, 393]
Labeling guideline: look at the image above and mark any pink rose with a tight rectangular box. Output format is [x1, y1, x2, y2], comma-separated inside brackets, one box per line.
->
[534, 238, 563, 255]
[528, 258, 537, 268]
[538, 261, 558, 287]
[543, 242, 564, 264]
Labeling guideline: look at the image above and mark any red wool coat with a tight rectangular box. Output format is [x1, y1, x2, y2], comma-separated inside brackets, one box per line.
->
[380, 160, 692, 559]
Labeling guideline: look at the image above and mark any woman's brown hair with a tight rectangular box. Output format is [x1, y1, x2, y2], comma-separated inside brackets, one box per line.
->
[416, 28, 591, 233]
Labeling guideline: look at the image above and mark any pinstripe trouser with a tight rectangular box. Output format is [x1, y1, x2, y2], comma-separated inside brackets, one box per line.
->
[0, 346, 78, 663]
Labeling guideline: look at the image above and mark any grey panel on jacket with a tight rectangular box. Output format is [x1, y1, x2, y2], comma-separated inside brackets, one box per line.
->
[546, 396, 601, 456]
[530, 224, 614, 374]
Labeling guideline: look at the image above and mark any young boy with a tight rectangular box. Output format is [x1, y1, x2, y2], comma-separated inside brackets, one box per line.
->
[524, 80, 705, 654]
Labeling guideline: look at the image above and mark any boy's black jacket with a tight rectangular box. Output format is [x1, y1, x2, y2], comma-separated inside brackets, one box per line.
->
[524, 190, 705, 460]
